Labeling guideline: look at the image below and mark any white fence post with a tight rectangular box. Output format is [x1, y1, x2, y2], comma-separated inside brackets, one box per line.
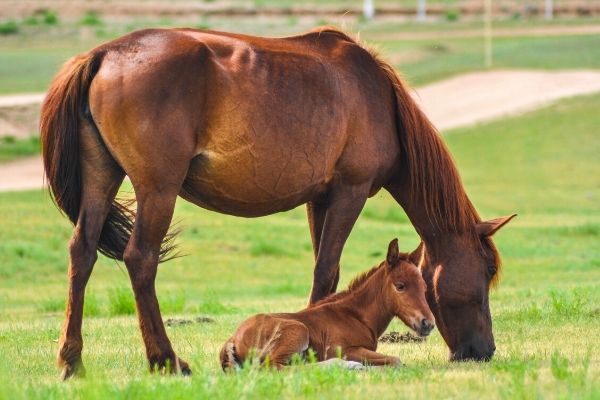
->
[545, 0, 554, 20]
[417, 0, 426, 22]
[484, 0, 492, 68]
[363, 0, 375, 20]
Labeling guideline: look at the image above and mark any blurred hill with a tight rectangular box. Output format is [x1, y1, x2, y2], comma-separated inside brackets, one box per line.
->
[1, 0, 599, 19]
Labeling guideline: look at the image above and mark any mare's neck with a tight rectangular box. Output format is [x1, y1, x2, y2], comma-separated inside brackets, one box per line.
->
[391, 188, 472, 260]
[339, 268, 395, 339]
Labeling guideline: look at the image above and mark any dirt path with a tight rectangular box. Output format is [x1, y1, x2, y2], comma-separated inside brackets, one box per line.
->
[414, 69, 600, 131]
[0, 155, 44, 192]
[2, 69, 600, 192]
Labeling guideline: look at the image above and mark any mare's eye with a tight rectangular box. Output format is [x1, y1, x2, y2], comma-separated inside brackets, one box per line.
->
[395, 282, 405, 291]
[487, 265, 497, 277]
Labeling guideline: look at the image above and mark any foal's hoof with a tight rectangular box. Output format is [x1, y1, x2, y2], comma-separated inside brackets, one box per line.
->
[316, 358, 365, 370]
[344, 361, 366, 370]
[60, 360, 86, 380]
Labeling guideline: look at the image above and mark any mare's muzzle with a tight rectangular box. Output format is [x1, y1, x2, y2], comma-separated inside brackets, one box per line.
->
[450, 339, 495, 362]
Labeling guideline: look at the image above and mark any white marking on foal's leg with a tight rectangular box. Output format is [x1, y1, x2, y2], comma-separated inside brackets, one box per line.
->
[315, 358, 365, 370]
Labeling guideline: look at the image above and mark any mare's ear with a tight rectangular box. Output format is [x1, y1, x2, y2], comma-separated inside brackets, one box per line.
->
[408, 242, 424, 267]
[386, 238, 400, 267]
[476, 214, 517, 237]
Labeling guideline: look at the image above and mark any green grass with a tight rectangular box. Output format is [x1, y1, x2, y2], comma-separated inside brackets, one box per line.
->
[0, 136, 40, 163]
[0, 89, 598, 397]
[107, 287, 136, 316]
[378, 33, 600, 85]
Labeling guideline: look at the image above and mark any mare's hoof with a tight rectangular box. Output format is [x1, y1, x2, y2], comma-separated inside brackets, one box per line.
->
[180, 360, 192, 376]
[60, 360, 86, 380]
[151, 356, 192, 376]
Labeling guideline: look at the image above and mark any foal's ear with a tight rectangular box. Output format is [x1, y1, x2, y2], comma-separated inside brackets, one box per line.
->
[476, 214, 517, 237]
[408, 242, 424, 267]
[386, 238, 400, 267]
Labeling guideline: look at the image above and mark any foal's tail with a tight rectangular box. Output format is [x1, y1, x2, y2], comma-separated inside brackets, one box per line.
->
[219, 339, 241, 372]
[40, 51, 171, 261]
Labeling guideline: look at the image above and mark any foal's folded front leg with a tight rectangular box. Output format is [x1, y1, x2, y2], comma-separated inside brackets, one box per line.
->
[344, 347, 403, 367]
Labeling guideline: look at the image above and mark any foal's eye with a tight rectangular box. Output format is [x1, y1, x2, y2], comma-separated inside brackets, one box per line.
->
[395, 283, 406, 291]
[487, 265, 497, 277]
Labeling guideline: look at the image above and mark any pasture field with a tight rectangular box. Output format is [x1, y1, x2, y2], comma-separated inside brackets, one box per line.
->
[0, 13, 600, 94]
[0, 136, 39, 163]
[0, 88, 598, 398]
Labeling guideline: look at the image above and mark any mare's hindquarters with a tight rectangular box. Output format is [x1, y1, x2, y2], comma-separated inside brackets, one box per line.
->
[40, 51, 128, 379]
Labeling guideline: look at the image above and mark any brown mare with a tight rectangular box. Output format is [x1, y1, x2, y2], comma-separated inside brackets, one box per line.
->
[220, 239, 434, 370]
[40, 26, 516, 379]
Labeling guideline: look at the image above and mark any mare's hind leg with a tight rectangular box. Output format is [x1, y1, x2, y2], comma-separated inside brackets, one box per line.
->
[123, 185, 190, 374]
[58, 121, 124, 379]
[308, 183, 371, 304]
[120, 146, 192, 374]
[306, 201, 339, 294]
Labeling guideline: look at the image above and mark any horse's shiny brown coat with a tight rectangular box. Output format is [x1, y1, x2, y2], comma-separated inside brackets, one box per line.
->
[220, 240, 434, 370]
[40, 27, 515, 378]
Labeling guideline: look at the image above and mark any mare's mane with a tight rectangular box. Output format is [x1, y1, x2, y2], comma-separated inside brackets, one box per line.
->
[309, 27, 501, 281]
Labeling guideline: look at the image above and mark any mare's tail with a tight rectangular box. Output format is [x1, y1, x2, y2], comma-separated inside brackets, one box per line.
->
[40, 51, 175, 261]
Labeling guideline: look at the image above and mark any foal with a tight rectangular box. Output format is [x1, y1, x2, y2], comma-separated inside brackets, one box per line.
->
[220, 239, 435, 370]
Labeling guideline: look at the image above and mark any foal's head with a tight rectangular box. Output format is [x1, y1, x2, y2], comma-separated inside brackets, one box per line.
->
[382, 239, 435, 337]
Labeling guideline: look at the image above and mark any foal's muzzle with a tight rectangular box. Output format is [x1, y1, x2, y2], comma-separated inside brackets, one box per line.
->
[415, 318, 435, 337]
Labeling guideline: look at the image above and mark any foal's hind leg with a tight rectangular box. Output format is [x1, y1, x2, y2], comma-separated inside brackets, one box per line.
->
[58, 122, 124, 380]
[264, 320, 309, 370]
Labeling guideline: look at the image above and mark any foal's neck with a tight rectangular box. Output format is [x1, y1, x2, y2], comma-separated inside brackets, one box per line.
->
[339, 268, 394, 339]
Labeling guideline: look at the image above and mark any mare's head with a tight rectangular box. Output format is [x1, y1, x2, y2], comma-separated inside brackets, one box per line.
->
[416, 215, 516, 362]
[382, 239, 435, 337]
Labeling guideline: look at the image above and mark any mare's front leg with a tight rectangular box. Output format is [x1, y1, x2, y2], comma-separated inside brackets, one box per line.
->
[345, 347, 403, 367]
[306, 201, 339, 294]
[308, 182, 371, 304]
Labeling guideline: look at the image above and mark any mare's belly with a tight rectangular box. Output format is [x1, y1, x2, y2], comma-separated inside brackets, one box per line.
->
[177, 36, 351, 216]
[179, 141, 333, 217]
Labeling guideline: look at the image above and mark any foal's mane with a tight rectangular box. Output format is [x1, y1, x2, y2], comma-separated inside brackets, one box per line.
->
[314, 253, 410, 306]
[309, 27, 501, 280]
